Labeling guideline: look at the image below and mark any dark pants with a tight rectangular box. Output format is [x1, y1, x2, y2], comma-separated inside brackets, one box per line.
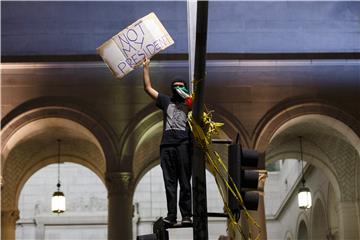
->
[160, 144, 192, 221]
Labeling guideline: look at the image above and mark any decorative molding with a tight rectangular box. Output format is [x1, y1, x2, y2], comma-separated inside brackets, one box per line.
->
[2, 53, 360, 64]
[106, 172, 133, 195]
[1, 209, 20, 223]
[254, 103, 360, 153]
[2, 59, 359, 70]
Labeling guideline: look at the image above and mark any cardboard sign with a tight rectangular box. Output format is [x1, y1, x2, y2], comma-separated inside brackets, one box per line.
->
[97, 12, 174, 79]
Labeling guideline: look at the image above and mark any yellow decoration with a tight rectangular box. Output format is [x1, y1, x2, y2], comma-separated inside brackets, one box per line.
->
[188, 110, 261, 240]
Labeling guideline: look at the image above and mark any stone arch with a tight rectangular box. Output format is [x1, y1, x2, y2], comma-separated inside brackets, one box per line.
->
[264, 113, 359, 201]
[1, 98, 120, 205]
[133, 139, 160, 189]
[126, 103, 243, 227]
[284, 230, 294, 240]
[260, 102, 360, 239]
[266, 142, 341, 202]
[254, 102, 360, 154]
[123, 103, 249, 184]
[297, 220, 309, 240]
[296, 211, 310, 240]
[327, 183, 340, 239]
[207, 104, 251, 147]
[311, 195, 328, 239]
[119, 103, 162, 172]
[257, 101, 360, 201]
[1, 97, 119, 171]
[2, 117, 107, 211]
[1, 98, 119, 240]
[131, 123, 230, 189]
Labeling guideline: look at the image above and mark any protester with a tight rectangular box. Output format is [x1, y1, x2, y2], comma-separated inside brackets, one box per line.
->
[143, 58, 192, 225]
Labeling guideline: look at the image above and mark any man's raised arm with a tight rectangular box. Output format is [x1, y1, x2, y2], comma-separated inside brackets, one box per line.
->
[143, 58, 159, 100]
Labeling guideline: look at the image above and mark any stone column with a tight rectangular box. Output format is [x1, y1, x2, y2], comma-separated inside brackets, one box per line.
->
[338, 201, 360, 240]
[1, 209, 20, 240]
[106, 172, 133, 240]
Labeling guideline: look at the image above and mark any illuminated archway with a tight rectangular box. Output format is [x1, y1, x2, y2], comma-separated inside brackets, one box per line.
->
[16, 162, 107, 240]
[260, 103, 360, 240]
[1, 100, 118, 240]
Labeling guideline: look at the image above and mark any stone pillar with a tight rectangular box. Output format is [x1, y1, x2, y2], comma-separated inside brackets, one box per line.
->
[250, 170, 268, 240]
[1, 209, 20, 240]
[106, 172, 133, 240]
[338, 201, 360, 240]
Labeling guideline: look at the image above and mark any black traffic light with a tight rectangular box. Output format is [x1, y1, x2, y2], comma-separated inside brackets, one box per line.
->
[228, 142, 260, 215]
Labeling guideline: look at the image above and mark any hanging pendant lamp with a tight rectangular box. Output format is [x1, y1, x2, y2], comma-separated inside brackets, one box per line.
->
[51, 139, 66, 214]
[297, 136, 312, 209]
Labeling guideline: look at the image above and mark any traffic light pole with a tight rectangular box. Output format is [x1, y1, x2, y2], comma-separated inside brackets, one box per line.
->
[192, 1, 209, 240]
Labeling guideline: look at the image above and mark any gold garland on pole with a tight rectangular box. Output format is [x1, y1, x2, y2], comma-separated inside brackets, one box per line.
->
[188, 109, 261, 240]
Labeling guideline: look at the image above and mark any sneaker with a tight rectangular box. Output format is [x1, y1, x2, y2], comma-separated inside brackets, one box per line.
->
[163, 217, 177, 226]
[181, 216, 192, 224]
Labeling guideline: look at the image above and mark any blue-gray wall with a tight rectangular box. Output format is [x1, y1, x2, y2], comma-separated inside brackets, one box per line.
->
[2, 1, 360, 56]
[208, 1, 360, 53]
[1, 1, 188, 55]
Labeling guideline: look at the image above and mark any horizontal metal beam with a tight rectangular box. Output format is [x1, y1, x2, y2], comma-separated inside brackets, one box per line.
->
[2, 52, 360, 63]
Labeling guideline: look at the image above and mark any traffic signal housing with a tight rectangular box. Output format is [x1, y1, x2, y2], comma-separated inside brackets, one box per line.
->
[228, 143, 260, 215]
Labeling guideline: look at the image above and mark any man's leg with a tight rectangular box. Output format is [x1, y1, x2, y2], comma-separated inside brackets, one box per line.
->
[177, 144, 192, 218]
[160, 146, 178, 222]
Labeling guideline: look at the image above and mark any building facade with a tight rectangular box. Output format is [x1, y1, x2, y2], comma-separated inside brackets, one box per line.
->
[2, 1, 360, 239]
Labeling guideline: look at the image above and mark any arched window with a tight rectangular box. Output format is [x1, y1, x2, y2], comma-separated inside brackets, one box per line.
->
[312, 199, 327, 239]
[133, 165, 226, 239]
[297, 220, 308, 240]
[16, 163, 107, 240]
